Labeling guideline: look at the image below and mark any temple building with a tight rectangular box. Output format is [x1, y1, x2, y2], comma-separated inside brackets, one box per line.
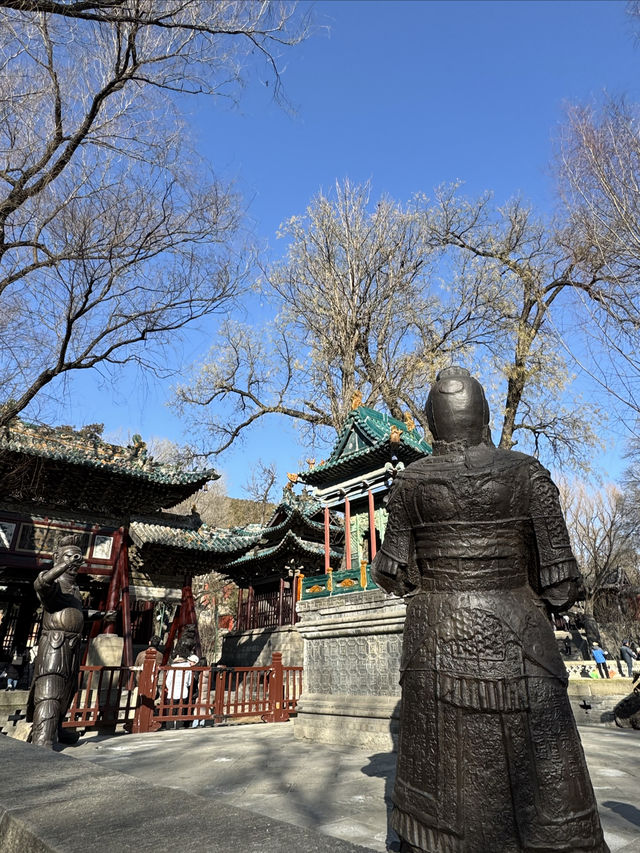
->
[0, 420, 248, 668]
[216, 490, 344, 666]
[215, 405, 431, 667]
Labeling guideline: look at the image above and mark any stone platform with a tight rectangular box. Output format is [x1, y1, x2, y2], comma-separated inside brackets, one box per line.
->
[0, 734, 375, 853]
[49, 722, 640, 853]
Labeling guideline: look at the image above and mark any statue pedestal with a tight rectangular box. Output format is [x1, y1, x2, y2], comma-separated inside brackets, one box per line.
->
[293, 589, 405, 752]
[86, 633, 124, 668]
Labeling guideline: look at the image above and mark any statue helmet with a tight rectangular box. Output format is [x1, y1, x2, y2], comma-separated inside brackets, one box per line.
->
[425, 366, 491, 446]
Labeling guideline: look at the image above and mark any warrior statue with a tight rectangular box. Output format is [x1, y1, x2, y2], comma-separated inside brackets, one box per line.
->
[27, 536, 111, 748]
[371, 367, 608, 853]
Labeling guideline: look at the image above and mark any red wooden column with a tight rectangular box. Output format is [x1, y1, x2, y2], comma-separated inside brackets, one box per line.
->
[103, 528, 124, 634]
[292, 573, 302, 625]
[368, 489, 377, 561]
[179, 574, 201, 658]
[119, 534, 133, 667]
[162, 605, 181, 665]
[344, 496, 351, 571]
[247, 585, 254, 630]
[324, 506, 331, 573]
[236, 588, 244, 632]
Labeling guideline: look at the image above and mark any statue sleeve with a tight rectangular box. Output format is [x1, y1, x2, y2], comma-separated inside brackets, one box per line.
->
[371, 474, 417, 597]
[34, 572, 57, 609]
[529, 463, 582, 609]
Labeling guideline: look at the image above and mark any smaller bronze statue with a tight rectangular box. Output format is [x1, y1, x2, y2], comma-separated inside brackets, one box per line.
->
[27, 535, 113, 748]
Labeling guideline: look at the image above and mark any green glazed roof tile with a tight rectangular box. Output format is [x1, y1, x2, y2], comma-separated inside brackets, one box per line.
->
[0, 420, 217, 486]
[130, 518, 262, 554]
[298, 406, 431, 485]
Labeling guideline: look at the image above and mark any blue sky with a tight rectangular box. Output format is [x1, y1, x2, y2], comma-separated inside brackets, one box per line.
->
[51, 0, 639, 496]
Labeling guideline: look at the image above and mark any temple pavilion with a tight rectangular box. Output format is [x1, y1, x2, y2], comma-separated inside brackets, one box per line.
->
[296, 405, 431, 600]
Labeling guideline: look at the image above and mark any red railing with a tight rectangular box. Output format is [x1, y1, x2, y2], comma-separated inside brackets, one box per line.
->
[63, 650, 303, 733]
[64, 666, 136, 728]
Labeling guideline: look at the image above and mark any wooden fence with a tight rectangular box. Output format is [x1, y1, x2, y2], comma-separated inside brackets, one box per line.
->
[63, 650, 302, 734]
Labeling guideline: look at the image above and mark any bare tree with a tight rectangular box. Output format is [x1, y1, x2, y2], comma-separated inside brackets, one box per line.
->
[175, 180, 497, 453]
[243, 459, 278, 524]
[413, 185, 611, 467]
[0, 1, 304, 427]
[554, 98, 640, 426]
[559, 480, 639, 644]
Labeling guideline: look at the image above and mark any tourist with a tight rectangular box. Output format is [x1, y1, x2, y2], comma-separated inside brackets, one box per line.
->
[2, 662, 19, 690]
[191, 655, 209, 727]
[620, 641, 637, 678]
[164, 646, 193, 728]
[591, 642, 610, 678]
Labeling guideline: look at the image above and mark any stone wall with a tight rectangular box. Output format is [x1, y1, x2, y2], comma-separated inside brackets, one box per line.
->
[294, 589, 405, 752]
[219, 625, 303, 667]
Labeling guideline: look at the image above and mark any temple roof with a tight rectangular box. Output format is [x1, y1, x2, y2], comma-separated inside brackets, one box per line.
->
[0, 420, 218, 515]
[264, 490, 343, 540]
[130, 518, 262, 554]
[128, 516, 264, 577]
[298, 406, 431, 486]
[223, 529, 342, 582]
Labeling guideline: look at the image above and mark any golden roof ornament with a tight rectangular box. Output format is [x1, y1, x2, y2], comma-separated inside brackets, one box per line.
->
[404, 411, 416, 432]
[390, 425, 402, 444]
[287, 472, 299, 483]
[351, 390, 363, 410]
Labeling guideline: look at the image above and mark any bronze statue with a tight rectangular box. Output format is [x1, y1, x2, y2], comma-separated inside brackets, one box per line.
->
[372, 367, 608, 853]
[27, 536, 111, 748]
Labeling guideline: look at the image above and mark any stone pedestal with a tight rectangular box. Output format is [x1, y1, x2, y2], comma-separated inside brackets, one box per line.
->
[294, 589, 405, 751]
[86, 633, 124, 668]
[220, 625, 303, 667]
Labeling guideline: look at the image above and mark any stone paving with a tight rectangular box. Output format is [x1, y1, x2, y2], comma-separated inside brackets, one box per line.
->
[65, 721, 640, 852]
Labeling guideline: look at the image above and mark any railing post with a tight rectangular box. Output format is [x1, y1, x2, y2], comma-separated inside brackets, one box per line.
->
[213, 668, 226, 722]
[132, 647, 159, 734]
[267, 652, 287, 722]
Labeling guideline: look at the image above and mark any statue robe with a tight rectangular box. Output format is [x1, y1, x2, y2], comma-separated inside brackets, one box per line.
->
[371, 444, 608, 853]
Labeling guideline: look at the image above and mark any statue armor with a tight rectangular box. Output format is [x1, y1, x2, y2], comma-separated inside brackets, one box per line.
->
[372, 367, 608, 853]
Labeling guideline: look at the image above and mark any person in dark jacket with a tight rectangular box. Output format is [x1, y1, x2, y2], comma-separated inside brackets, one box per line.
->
[620, 641, 637, 678]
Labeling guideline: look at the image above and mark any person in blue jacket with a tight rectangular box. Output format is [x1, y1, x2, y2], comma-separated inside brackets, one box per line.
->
[591, 642, 609, 678]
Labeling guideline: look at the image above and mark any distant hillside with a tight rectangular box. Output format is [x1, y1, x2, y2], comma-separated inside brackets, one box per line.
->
[169, 486, 276, 529]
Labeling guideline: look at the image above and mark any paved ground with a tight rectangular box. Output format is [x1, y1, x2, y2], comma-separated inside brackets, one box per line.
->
[64, 722, 640, 852]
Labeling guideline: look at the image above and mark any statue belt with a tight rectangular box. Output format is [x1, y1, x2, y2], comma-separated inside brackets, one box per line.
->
[413, 520, 528, 553]
[41, 627, 82, 640]
[414, 558, 528, 592]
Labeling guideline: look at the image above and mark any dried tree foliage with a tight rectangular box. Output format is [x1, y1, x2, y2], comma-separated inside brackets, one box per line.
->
[0, 1, 304, 426]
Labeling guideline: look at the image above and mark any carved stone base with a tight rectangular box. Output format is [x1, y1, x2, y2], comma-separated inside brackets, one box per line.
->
[293, 589, 404, 751]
